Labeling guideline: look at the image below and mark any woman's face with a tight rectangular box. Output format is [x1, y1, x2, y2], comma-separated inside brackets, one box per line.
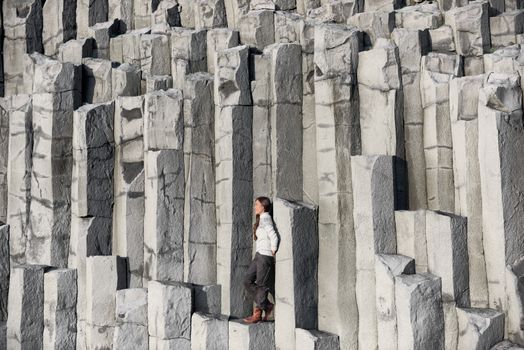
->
[254, 200, 265, 215]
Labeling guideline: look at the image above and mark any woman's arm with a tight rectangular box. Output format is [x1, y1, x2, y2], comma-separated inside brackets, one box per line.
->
[265, 218, 279, 255]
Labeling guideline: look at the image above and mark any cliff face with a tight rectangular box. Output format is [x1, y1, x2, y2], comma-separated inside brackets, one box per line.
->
[1, 0, 524, 349]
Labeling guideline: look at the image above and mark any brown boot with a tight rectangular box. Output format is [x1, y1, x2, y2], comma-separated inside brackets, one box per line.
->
[243, 307, 263, 324]
[263, 302, 274, 321]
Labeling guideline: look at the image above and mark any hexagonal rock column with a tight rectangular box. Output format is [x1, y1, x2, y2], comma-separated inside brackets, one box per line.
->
[358, 38, 404, 157]
[490, 11, 524, 48]
[108, 0, 133, 31]
[425, 211, 469, 350]
[82, 58, 114, 104]
[224, 0, 250, 30]
[43, 268, 77, 349]
[420, 52, 462, 213]
[395, 210, 429, 273]
[76, 0, 108, 39]
[396, 273, 445, 350]
[170, 28, 207, 90]
[0, 322, 5, 350]
[140, 34, 171, 81]
[194, 0, 227, 30]
[3, 0, 44, 96]
[295, 329, 340, 350]
[57, 38, 95, 65]
[191, 312, 229, 350]
[506, 257, 524, 345]
[206, 29, 239, 75]
[7, 265, 46, 350]
[112, 63, 141, 98]
[457, 308, 504, 349]
[28, 57, 81, 268]
[87, 19, 124, 60]
[392, 28, 430, 210]
[85, 256, 128, 350]
[375, 254, 415, 350]
[449, 75, 488, 308]
[0, 225, 8, 322]
[214, 45, 253, 318]
[351, 155, 397, 350]
[151, 0, 181, 29]
[314, 23, 361, 350]
[148, 281, 193, 349]
[6, 95, 32, 266]
[42, 0, 77, 57]
[193, 284, 222, 315]
[229, 320, 275, 350]
[477, 73, 524, 336]
[239, 10, 275, 52]
[182, 73, 217, 285]
[444, 1, 490, 55]
[113, 288, 149, 350]
[112, 95, 146, 288]
[273, 198, 318, 349]
[492, 340, 524, 349]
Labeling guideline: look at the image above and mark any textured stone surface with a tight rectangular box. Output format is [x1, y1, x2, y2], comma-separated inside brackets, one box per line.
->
[191, 312, 229, 350]
[207, 29, 240, 74]
[229, 320, 275, 350]
[43, 268, 77, 350]
[274, 198, 318, 349]
[457, 308, 504, 350]
[42, 0, 77, 57]
[506, 257, 524, 344]
[0, 225, 8, 321]
[58, 38, 94, 65]
[82, 58, 114, 103]
[113, 288, 148, 350]
[144, 89, 184, 151]
[295, 328, 340, 350]
[171, 28, 207, 90]
[195, 0, 228, 30]
[395, 210, 428, 272]
[76, 0, 108, 39]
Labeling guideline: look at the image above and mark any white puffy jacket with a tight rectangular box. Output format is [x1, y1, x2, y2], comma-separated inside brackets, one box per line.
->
[255, 212, 279, 257]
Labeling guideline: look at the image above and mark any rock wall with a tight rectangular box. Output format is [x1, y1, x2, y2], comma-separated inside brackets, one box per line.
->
[1, 0, 524, 349]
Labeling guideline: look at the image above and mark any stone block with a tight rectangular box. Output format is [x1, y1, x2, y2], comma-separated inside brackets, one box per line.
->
[191, 312, 229, 350]
[108, 0, 133, 30]
[0, 225, 8, 321]
[133, 0, 155, 29]
[112, 63, 141, 98]
[224, 0, 251, 29]
[429, 25, 455, 52]
[58, 38, 95, 65]
[7, 265, 46, 350]
[143, 150, 185, 284]
[457, 308, 504, 350]
[490, 11, 524, 48]
[43, 0, 77, 57]
[76, 0, 108, 39]
[395, 210, 428, 272]
[141, 34, 171, 78]
[207, 29, 240, 74]
[72, 102, 115, 218]
[506, 257, 524, 344]
[0, 102, 8, 224]
[148, 281, 192, 341]
[88, 19, 124, 59]
[193, 284, 221, 314]
[170, 28, 207, 90]
[308, 0, 360, 24]
[82, 58, 114, 103]
[295, 329, 340, 350]
[351, 155, 397, 350]
[239, 10, 275, 51]
[85, 256, 128, 350]
[113, 288, 149, 350]
[347, 11, 395, 48]
[274, 198, 318, 349]
[444, 1, 490, 56]
[228, 320, 275, 350]
[195, 0, 228, 29]
[144, 89, 184, 151]
[394, 3, 443, 30]
[395, 273, 445, 350]
[151, 0, 181, 28]
[214, 45, 252, 106]
[146, 75, 173, 93]
[375, 254, 415, 350]
[492, 341, 524, 349]
[43, 268, 77, 350]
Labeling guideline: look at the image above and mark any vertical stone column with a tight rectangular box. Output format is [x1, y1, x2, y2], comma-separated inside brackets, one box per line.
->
[85, 256, 128, 350]
[478, 73, 524, 339]
[395, 273, 445, 350]
[314, 23, 361, 350]
[7, 265, 46, 350]
[457, 308, 504, 349]
[29, 57, 81, 268]
[206, 29, 239, 74]
[0, 225, 8, 322]
[214, 45, 253, 318]
[113, 95, 145, 288]
[449, 75, 488, 308]
[375, 254, 415, 350]
[171, 28, 207, 90]
[6, 95, 32, 266]
[133, 0, 155, 29]
[43, 268, 77, 350]
[191, 313, 229, 350]
[420, 52, 462, 213]
[392, 28, 430, 209]
[239, 10, 275, 51]
[113, 288, 149, 350]
[76, 0, 108, 39]
[112, 63, 141, 98]
[358, 38, 404, 157]
[3, 0, 44, 96]
[223, 0, 250, 29]
[506, 257, 524, 345]
[183, 73, 217, 285]
[273, 198, 318, 349]
[194, 0, 228, 30]
[108, 0, 134, 31]
[82, 58, 114, 104]
[425, 210, 469, 350]
[229, 320, 275, 349]
[0, 102, 8, 224]
[295, 329, 340, 350]
[395, 210, 429, 272]
[140, 34, 171, 83]
[351, 155, 397, 350]
[42, 0, 77, 57]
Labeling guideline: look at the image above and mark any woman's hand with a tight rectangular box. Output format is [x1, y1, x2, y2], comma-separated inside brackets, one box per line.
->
[272, 250, 276, 256]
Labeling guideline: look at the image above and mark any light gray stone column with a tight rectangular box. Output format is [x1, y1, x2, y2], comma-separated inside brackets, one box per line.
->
[146, 75, 173, 93]
[7, 265, 46, 350]
[108, 0, 133, 31]
[295, 329, 340, 350]
[478, 73, 524, 338]
[206, 29, 239, 74]
[3, 0, 44, 96]
[274, 198, 318, 349]
[0, 225, 8, 322]
[85, 256, 128, 350]
[358, 38, 404, 157]
[147, 281, 192, 348]
[194, 0, 227, 30]
[140, 34, 171, 81]
[171, 28, 207, 90]
[58, 38, 95, 65]
[183, 74, 217, 285]
[395, 273, 445, 350]
[113, 288, 149, 350]
[444, 1, 490, 55]
[88, 19, 124, 60]
[229, 320, 275, 350]
[43, 0, 77, 57]
[112, 63, 141, 98]
[506, 257, 524, 345]
[214, 45, 253, 318]
[351, 155, 397, 350]
[76, 0, 108, 39]
[395, 210, 429, 272]
[82, 58, 114, 104]
[314, 23, 361, 350]
[191, 312, 229, 350]
[223, 0, 250, 29]
[193, 284, 221, 314]
[43, 268, 77, 350]
[0, 101, 9, 223]
[239, 10, 275, 51]
[457, 308, 504, 350]
[133, 0, 154, 29]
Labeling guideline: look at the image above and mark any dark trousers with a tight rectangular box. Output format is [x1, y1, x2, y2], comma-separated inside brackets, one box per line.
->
[243, 252, 275, 310]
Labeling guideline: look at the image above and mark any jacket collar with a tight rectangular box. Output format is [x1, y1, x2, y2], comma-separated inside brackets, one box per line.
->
[260, 212, 270, 219]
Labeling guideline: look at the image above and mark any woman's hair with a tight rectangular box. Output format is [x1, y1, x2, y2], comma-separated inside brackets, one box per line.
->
[253, 196, 272, 241]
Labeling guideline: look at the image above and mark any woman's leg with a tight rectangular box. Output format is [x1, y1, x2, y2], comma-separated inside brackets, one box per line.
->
[254, 254, 274, 310]
[243, 255, 258, 301]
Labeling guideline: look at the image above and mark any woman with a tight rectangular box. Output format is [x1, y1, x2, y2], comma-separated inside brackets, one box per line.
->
[243, 196, 279, 324]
